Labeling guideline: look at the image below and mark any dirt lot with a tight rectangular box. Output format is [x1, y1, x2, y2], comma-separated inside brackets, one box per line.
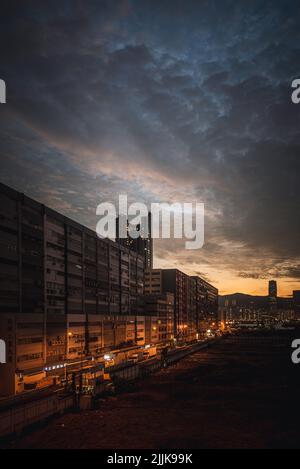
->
[5, 334, 300, 449]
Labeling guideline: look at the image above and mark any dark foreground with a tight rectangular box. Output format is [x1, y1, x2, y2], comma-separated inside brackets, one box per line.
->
[5, 333, 300, 449]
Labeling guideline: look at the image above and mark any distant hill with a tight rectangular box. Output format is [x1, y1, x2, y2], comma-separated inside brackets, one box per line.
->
[218, 292, 292, 309]
[218, 293, 268, 307]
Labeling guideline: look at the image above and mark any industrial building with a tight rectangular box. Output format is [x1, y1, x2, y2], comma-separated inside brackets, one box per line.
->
[0, 183, 149, 395]
[0, 182, 219, 396]
[144, 292, 174, 343]
[145, 269, 218, 340]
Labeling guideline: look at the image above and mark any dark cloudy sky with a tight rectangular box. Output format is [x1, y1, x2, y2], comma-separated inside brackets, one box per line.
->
[0, 0, 300, 295]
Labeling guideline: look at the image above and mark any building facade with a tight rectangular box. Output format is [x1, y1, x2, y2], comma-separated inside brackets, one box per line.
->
[268, 279, 278, 311]
[116, 213, 153, 269]
[191, 276, 219, 332]
[144, 292, 174, 343]
[145, 269, 218, 340]
[0, 183, 148, 395]
[293, 290, 300, 318]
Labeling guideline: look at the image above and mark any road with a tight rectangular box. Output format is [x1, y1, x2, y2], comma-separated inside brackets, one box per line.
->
[5, 332, 300, 449]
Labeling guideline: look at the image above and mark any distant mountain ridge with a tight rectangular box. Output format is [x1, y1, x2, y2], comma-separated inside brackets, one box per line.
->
[218, 292, 292, 308]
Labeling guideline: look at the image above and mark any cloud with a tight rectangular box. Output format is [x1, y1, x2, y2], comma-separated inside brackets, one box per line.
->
[0, 0, 300, 294]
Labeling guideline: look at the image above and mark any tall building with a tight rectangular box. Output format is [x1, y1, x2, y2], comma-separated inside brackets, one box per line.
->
[268, 280, 277, 311]
[269, 280, 277, 298]
[162, 269, 190, 339]
[144, 292, 174, 343]
[116, 212, 153, 269]
[293, 290, 300, 318]
[144, 269, 163, 295]
[145, 269, 218, 340]
[191, 276, 218, 331]
[0, 183, 146, 396]
[145, 269, 192, 339]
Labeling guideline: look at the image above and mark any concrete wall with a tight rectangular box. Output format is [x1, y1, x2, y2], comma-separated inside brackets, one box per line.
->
[0, 393, 74, 438]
